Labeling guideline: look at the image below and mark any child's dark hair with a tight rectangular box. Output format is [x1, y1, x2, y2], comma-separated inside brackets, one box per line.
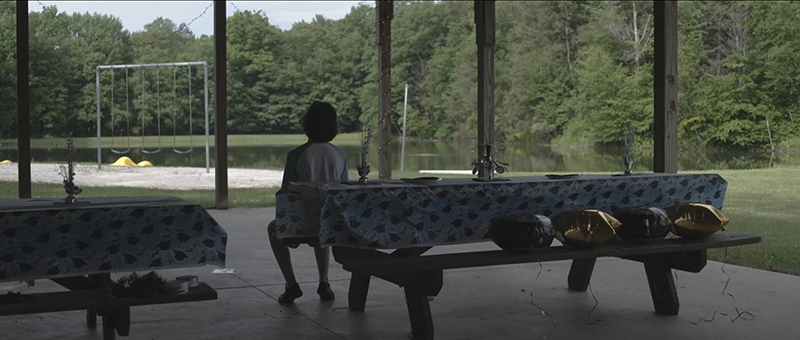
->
[302, 101, 339, 143]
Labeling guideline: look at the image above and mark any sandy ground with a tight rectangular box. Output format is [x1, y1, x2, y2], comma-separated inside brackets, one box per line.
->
[0, 163, 284, 190]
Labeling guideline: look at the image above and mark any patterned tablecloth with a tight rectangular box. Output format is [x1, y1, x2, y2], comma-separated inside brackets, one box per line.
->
[0, 196, 227, 282]
[275, 173, 727, 249]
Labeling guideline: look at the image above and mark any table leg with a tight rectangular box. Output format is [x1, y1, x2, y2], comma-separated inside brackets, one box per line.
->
[101, 312, 116, 340]
[348, 273, 371, 312]
[567, 257, 597, 292]
[114, 307, 131, 336]
[404, 283, 434, 340]
[642, 254, 679, 315]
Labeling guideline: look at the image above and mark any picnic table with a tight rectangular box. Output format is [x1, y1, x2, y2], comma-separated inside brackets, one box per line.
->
[0, 196, 228, 340]
[275, 174, 761, 339]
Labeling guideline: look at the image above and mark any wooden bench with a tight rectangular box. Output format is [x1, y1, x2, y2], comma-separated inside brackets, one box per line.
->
[332, 232, 761, 340]
[0, 274, 218, 340]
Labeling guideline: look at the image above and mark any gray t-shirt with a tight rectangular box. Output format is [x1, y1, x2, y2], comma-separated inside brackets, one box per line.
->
[281, 141, 348, 189]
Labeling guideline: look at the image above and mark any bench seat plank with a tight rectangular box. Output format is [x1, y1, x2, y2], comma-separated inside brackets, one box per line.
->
[0, 283, 217, 316]
[341, 233, 760, 275]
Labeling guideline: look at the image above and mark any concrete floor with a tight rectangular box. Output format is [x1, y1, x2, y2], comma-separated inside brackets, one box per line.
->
[1, 207, 798, 340]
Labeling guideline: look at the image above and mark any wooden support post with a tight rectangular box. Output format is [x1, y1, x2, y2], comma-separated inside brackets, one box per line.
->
[214, 1, 229, 208]
[642, 254, 680, 315]
[348, 273, 371, 312]
[376, 0, 393, 179]
[567, 257, 597, 292]
[17, 0, 31, 199]
[653, 1, 678, 173]
[405, 283, 434, 340]
[475, 0, 496, 178]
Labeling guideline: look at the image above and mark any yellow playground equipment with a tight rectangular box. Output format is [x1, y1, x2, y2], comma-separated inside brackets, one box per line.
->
[0, 160, 12, 165]
[110, 157, 154, 167]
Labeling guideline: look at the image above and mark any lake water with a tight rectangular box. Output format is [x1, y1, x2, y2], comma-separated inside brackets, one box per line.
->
[1, 140, 795, 173]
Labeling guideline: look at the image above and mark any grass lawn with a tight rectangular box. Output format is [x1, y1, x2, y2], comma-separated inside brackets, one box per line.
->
[1, 166, 797, 275]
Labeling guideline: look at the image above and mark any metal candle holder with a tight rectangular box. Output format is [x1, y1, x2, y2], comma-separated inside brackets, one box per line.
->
[472, 143, 508, 181]
[60, 139, 83, 204]
[623, 127, 636, 176]
[356, 126, 374, 184]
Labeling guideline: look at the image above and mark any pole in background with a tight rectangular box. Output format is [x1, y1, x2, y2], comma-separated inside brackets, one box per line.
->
[17, 0, 31, 198]
[401, 84, 408, 172]
[96, 69, 102, 170]
[204, 63, 210, 173]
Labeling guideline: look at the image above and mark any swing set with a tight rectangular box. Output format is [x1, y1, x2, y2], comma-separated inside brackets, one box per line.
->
[95, 62, 210, 172]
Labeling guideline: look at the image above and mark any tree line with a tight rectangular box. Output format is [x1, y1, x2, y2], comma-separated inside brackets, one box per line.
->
[1, 1, 799, 150]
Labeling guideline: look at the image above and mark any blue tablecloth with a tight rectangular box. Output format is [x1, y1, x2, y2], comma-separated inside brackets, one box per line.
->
[275, 174, 727, 249]
[0, 196, 227, 282]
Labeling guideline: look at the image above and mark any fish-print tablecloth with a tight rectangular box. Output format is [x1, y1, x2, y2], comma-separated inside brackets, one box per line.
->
[0, 196, 227, 282]
[275, 173, 727, 249]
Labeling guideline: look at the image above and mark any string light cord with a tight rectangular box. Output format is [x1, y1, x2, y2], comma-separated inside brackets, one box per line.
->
[584, 282, 606, 325]
[530, 254, 556, 339]
[690, 230, 755, 325]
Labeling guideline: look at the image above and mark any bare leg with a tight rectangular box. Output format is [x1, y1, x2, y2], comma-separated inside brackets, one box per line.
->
[314, 246, 330, 283]
[268, 231, 298, 286]
[314, 246, 335, 300]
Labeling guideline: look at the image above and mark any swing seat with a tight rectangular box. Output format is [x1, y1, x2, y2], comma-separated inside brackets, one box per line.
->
[110, 148, 130, 155]
[141, 148, 161, 155]
[173, 147, 193, 155]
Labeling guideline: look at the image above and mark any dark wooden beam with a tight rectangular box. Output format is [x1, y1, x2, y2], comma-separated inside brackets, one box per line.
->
[17, 0, 31, 198]
[376, 0, 393, 179]
[214, 1, 229, 209]
[654, 1, 678, 173]
[475, 0, 495, 178]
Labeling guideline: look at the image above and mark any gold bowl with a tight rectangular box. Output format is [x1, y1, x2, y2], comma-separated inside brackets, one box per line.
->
[551, 209, 621, 248]
[667, 203, 730, 239]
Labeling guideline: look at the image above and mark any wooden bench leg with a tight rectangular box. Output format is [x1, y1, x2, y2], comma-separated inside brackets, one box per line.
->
[102, 312, 116, 340]
[404, 283, 434, 340]
[568, 257, 597, 291]
[643, 254, 679, 315]
[115, 307, 131, 336]
[348, 273, 371, 312]
[86, 309, 97, 328]
[100, 307, 130, 339]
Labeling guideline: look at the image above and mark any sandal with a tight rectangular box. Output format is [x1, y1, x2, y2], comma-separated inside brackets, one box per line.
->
[317, 282, 335, 301]
[278, 283, 303, 304]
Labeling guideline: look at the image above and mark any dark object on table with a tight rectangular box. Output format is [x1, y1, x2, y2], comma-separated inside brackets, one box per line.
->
[623, 127, 636, 176]
[61, 139, 83, 204]
[112, 271, 168, 298]
[400, 177, 442, 185]
[613, 207, 672, 243]
[551, 209, 621, 248]
[471, 143, 509, 180]
[667, 203, 730, 239]
[0, 291, 35, 304]
[489, 214, 554, 252]
[472, 177, 511, 182]
[545, 174, 581, 179]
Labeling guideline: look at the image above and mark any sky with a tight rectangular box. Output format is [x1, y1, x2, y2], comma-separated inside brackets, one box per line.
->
[28, 1, 368, 35]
